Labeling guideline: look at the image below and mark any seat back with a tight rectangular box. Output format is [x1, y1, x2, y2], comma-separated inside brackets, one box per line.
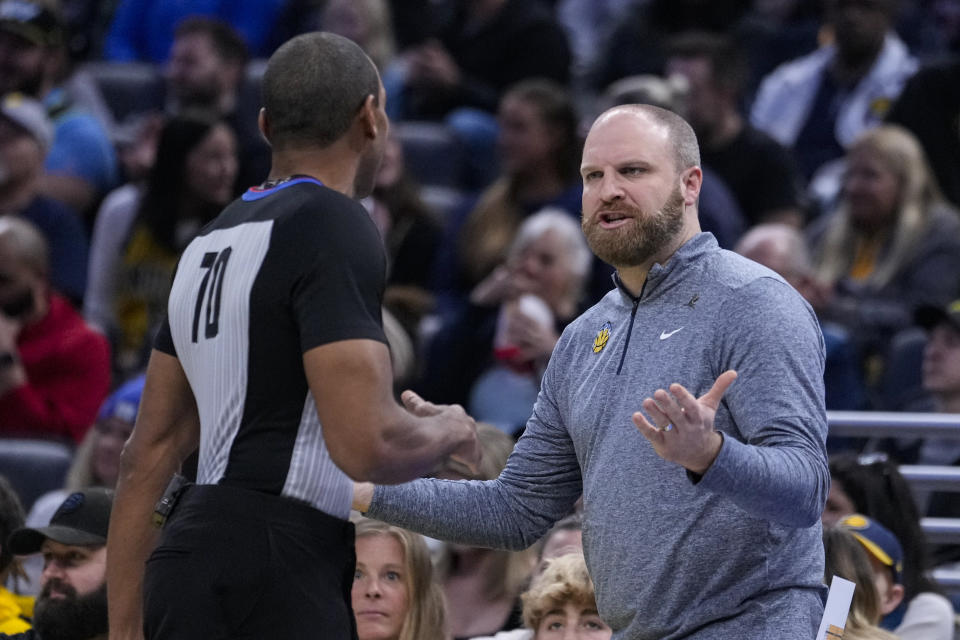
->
[0, 439, 73, 512]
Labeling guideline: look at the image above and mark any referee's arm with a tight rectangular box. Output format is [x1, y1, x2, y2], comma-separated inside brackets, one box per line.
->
[107, 350, 201, 640]
[306, 338, 480, 484]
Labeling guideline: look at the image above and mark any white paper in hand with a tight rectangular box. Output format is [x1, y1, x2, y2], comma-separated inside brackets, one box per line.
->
[815, 575, 856, 640]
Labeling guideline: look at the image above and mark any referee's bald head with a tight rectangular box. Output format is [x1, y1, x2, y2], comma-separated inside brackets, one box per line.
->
[261, 32, 381, 151]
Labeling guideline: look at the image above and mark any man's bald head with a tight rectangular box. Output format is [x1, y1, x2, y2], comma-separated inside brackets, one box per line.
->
[0, 216, 49, 278]
[590, 104, 700, 173]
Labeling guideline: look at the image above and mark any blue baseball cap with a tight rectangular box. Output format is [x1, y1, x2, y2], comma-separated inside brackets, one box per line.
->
[839, 514, 904, 583]
[98, 374, 146, 423]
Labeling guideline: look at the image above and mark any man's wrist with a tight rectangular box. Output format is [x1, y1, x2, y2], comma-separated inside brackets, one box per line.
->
[353, 482, 375, 513]
[688, 432, 724, 476]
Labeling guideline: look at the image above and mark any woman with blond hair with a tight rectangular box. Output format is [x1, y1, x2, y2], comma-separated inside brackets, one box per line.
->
[808, 124, 960, 383]
[352, 518, 447, 640]
[822, 526, 901, 640]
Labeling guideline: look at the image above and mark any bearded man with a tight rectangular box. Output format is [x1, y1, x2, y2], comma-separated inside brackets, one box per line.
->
[3, 489, 112, 640]
[353, 104, 830, 639]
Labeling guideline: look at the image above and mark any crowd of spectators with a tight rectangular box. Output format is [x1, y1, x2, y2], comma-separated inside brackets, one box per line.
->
[2, 0, 960, 636]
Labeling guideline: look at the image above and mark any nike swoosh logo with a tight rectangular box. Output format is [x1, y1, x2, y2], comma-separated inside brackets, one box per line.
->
[659, 328, 684, 340]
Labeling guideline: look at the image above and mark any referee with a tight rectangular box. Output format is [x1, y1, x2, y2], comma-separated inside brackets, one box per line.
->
[106, 33, 480, 640]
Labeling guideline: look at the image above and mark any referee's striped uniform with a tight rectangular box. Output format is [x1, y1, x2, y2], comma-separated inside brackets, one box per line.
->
[143, 177, 387, 640]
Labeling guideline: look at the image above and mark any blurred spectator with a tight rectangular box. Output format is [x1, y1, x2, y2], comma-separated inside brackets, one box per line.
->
[5, 488, 111, 640]
[365, 133, 445, 357]
[555, 0, 639, 82]
[0, 0, 117, 218]
[750, 0, 917, 181]
[735, 223, 866, 411]
[111, 111, 164, 185]
[391, 0, 571, 121]
[84, 114, 237, 377]
[536, 514, 583, 570]
[665, 31, 807, 227]
[472, 552, 611, 640]
[164, 16, 269, 190]
[431, 423, 537, 639]
[0, 475, 31, 634]
[369, 134, 443, 293]
[589, 0, 752, 91]
[432, 79, 583, 316]
[352, 518, 447, 640]
[887, 57, 960, 207]
[0, 216, 109, 443]
[912, 301, 960, 518]
[808, 125, 960, 389]
[471, 210, 590, 433]
[317, 0, 396, 72]
[822, 522, 901, 640]
[836, 513, 953, 640]
[103, 0, 287, 62]
[388, 0, 570, 188]
[598, 73, 746, 249]
[734, 0, 822, 98]
[18, 374, 143, 597]
[0, 92, 87, 302]
[422, 209, 589, 420]
[824, 453, 954, 637]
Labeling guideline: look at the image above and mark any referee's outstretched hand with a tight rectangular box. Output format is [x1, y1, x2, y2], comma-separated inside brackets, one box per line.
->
[632, 370, 737, 475]
[401, 390, 483, 475]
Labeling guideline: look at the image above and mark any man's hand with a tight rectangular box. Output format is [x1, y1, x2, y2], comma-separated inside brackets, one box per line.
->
[503, 304, 559, 363]
[0, 313, 26, 394]
[632, 370, 738, 475]
[407, 40, 461, 89]
[401, 390, 482, 475]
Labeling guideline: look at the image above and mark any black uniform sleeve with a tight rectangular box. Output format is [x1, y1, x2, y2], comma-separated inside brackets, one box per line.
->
[282, 195, 388, 353]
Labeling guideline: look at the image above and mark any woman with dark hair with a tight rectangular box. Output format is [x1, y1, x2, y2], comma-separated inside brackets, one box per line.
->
[85, 113, 238, 376]
[824, 452, 954, 639]
[432, 79, 585, 318]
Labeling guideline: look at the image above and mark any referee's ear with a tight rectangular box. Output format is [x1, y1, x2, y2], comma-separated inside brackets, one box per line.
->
[258, 108, 272, 145]
[358, 93, 380, 141]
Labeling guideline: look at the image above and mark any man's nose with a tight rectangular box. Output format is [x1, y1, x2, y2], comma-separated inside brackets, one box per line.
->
[599, 173, 624, 202]
[41, 560, 66, 582]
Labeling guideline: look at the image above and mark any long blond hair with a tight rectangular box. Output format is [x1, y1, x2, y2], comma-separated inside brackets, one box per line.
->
[813, 125, 946, 288]
[354, 519, 447, 640]
[822, 526, 901, 640]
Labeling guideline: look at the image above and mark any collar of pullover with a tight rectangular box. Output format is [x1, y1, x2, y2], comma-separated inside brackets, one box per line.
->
[611, 232, 718, 307]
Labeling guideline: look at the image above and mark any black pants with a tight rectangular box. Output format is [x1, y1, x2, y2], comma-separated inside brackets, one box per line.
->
[143, 484, 358, 640]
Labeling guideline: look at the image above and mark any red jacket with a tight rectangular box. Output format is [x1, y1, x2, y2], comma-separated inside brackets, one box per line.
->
[0, 294, 111, 442]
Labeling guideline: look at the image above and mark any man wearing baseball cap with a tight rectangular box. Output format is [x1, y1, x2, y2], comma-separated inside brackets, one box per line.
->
[0, 0, 116, 217]
[2, 488, 112, 640]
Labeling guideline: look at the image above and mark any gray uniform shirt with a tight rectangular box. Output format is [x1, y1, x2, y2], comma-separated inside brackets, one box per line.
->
[369, 233, 829, 639]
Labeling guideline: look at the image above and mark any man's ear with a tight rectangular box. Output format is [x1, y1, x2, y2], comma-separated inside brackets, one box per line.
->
[257, 108, 271, 144]
[879, 582, 905, 616]
[681, 166, 703, 206]
[358, 94, 379, 140]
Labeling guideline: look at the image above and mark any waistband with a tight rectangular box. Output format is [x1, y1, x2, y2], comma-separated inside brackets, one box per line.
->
[176, 483, 354, 546]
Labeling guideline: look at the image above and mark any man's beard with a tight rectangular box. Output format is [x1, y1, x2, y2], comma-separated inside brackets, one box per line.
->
[582, 188, 686, 268]
[34, 580, 109, 640]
